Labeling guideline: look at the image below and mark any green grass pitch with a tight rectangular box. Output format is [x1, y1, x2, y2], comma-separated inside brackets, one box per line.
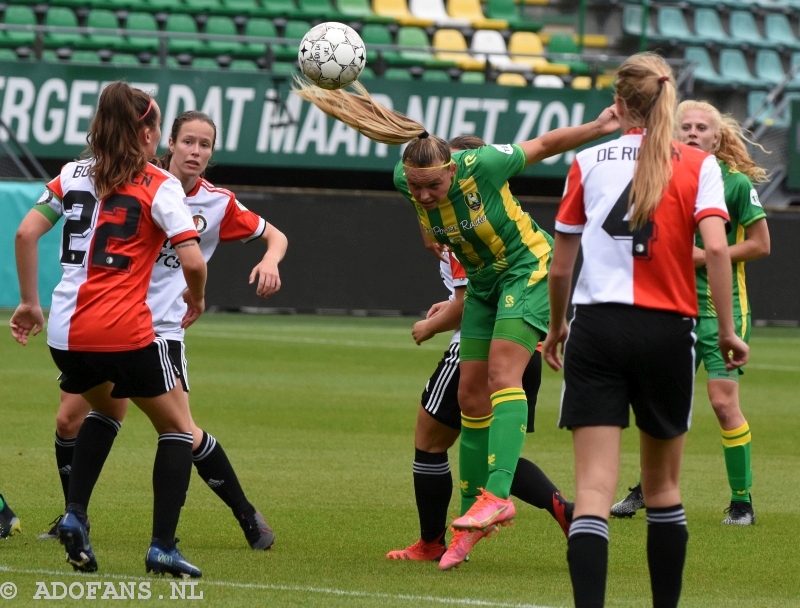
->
[0, 313, 798, 607]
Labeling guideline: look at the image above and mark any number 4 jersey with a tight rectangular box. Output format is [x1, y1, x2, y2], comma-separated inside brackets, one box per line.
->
[556, 130, 729, 317]
[36, 160, 199, 352]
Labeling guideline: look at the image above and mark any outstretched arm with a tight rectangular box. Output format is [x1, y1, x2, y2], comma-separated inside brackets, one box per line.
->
[10, 210, 55, 345]
[249, 223, 288, 298]
[520, 105, 619, 166]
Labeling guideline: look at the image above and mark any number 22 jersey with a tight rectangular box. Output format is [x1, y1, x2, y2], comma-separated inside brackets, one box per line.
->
[556, 131, 729, 317]
[36, 160, 199, 352]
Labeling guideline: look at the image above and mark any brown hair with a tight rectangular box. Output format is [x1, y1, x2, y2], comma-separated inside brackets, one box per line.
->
[83, 81, 157, 201]
[449, 135, 486, 151]
[292, 78, 450, 168]
[157, 110, 217, 177]
[614, 53, 677, 229]
[676, 100, 769, 183]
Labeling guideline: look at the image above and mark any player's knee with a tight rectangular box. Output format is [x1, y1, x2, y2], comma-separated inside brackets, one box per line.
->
[710, 398, 740, 426]
[55, 409, 85, 438]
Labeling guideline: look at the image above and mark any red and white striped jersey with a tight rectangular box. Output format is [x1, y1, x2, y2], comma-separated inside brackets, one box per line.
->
[148, 178, 266, 340]
[42, 160, 198, 352]
[556, 131, 729, 317]
[439, 250, 468, 345]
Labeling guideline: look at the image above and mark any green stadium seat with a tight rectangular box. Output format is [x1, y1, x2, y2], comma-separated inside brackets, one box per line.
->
[99, 0, 151, 12]
[336, 0, 394, 23]
[123, 12, 160, 53]
[40, 50, 61, 62]
[656, 7, 697, 45]
[360, 23, 401, 65]
[719, 48, 770, 88]
[111, 52, 142, 66]
[384, 67, 413, 79]
[694, 9, 734, 48]
[460, 70, 485, 84]
[296, 0, 343, 20]
[484, 0, 541, 32]
[240, 18, 277, 57]
[270, 61, 299, 75]
[85, 10, 125, 51]
[204, 16, 242, 56]
[274, 20, 310, 61]
[547, 33, 591, 75]
[420, 69, 452, 82]
[44, 7, 86, 49]
[183, 0, 223, 13]
[149, 55, 182, 67]
[684, 46, 729, 87]
[2, 6, 37, 48]
[70, 50, 104, 63]
[0, 48, 19, 61]
[747, 90, 786, 127]
[192, 56, 221, 68]
[261, 0, 302, 18]
[396, 26, 455, 68]
[165, 13, 205, 54]
[218, 0, 261, 15]
[729, 11, 773, 49]
[765, 13, 800, 52]
[229, 58, 260, 70]
[359, 66, 377, 78]
[789, 53, 800, 89]
[142, 0, 187, 12]
[755, 49, 787, 87]
[622, 5, 656, 38]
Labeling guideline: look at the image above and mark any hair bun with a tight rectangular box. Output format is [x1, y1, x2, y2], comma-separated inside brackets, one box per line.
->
[418, 131, 429, 139]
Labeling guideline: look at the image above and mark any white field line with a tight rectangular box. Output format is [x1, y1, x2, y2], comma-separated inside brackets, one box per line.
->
[0, 565, 560, 608]
[189, 330, 443, 351]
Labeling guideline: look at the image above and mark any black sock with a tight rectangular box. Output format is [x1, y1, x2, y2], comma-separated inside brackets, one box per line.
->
[647, 504, 689, 608]
[192, 431, 254, 518]
[66, 412, 121, 510]
[510, 457, 562, 515]
[413, 448, 451, 544]
[55, 432, 76, 509]
[152, 432, 193, 548]
[567, 516, 609, 608]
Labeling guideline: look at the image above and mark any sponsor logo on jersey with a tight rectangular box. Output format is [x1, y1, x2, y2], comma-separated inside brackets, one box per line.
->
[193, 214, 207, 233]
[505, 295, 515, 308]
[749, 189, 762, 207]
[492, 144, 514, 155]
[449, 235, 466, 244]
[465, 191, 483, 212]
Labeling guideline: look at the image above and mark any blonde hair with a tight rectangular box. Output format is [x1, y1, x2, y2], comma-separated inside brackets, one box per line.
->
[676, 100, 769, 183]
[292, 77, 451, 168]
[614, 53, 677, 229]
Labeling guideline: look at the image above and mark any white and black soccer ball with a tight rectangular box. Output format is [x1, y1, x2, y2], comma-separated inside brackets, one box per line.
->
[298, 22, 366, 90]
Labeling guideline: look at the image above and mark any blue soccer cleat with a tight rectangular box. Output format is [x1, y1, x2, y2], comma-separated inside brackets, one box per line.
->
[57, 509, 97, 572]
[145, 539, 202, 579]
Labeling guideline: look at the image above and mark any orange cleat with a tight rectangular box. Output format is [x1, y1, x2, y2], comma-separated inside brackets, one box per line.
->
[451, 489, 515, 531]
[386, 535, 446, 561]
[438, 526, 497, 570]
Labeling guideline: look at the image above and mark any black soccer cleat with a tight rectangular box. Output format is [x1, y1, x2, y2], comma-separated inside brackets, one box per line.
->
[238, 510, 275, 550]
[722, 497, 756, 526]
[610, 484, 645, 518]
[146, 539, 202, 579]
[57, 509, 97, 572]
[0, 495, 21, 539]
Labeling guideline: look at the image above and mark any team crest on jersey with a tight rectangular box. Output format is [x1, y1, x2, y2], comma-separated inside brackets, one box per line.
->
[449, 235, 466, 244]
[193, 214, 207, 233]
[464, 191, 483, 212]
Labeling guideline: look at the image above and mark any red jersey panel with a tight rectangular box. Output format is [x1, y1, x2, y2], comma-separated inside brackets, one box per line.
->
[556, 133, 729, 317]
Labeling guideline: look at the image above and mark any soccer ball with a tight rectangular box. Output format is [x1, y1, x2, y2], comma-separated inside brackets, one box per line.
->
[298, 22, 366, 90]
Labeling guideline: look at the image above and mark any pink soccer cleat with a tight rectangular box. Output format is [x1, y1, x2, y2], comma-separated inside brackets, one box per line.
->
[438, 526, 497, 570]
[451, 489, 515, 531]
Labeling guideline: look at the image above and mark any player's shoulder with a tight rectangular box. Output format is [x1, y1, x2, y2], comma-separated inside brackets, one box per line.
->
[195, 177, 236, 201]
[720, 162, 755, 189]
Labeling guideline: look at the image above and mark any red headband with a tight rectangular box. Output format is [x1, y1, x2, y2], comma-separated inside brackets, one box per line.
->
[138, 97, 153, 122]
[658, 76, 670, 83]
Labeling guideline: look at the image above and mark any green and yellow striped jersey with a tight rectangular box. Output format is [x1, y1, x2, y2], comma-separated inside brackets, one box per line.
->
[394, 144, 553, 292]
[696, 160, 767, 318]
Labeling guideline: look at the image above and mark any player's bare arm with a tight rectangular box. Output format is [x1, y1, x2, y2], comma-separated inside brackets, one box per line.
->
[249, 223, 288, 298]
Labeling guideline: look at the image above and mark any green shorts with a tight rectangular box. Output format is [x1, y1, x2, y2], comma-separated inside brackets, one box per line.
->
[695, 315, 750, 381]
[460, 262, 549, 361]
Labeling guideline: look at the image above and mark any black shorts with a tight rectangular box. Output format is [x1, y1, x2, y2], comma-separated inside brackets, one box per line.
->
[421, 343, 542, 432]
[51, 337, 180, 399]
[558, 304, 696, 440]
[166, 340, 190, 392]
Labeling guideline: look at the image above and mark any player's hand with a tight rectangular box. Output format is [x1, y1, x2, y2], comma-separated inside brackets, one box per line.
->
[424, 239, 449, 263]
[181, 290, 205, 328]
[692, 246, 706, 268]
[9, 303, 44, 345]
[542, 322, 569, 371]
[595, 105, 620, 136]
[719, 333, 749, 371]
[412, 319, 435, 345]
[426, 301, 449, 320]
[249, 260, 282, 298]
